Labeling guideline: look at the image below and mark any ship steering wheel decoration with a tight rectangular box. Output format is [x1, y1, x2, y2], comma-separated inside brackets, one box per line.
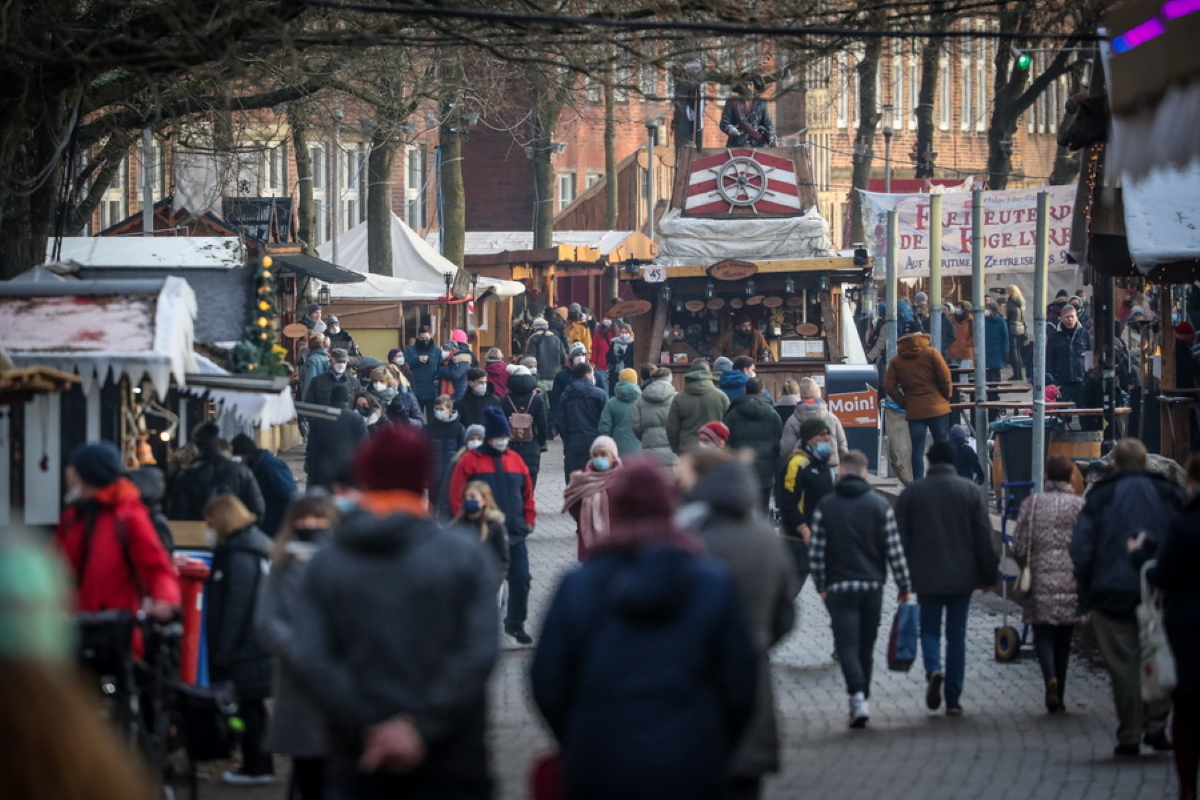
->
[714, 154, 769, 210]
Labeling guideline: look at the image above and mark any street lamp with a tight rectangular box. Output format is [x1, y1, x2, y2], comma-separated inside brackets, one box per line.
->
[882, 104, 895, 194]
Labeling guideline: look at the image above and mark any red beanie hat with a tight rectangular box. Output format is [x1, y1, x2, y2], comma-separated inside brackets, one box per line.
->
[698, 421, 730, 447]
[354, 424, 433, 494]
[1175, 321, 1196, 341]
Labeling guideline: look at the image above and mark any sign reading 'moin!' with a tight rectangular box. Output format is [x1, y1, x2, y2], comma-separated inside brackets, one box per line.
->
[828, 385, 877, 428]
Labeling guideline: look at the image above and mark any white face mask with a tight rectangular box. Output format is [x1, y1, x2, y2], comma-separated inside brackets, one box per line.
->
[572, 355, 587, 365]
[204, 527, 218, 547]
[332, 363, 347, 375]
[373, 381, 388, 393]
[392, 355, 405, 365]
[467, 439, 482, 450]
[472, 383, 487, 396]
[489, 438, 510, 452]
[618, 333, 632, 343]
[328, 325, 340, 334]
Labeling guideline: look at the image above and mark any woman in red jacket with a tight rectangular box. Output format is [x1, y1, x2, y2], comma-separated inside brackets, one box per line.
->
[54, 441, 180, 630]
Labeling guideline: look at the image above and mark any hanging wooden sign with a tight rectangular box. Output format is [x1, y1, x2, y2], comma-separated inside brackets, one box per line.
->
[786, 296, 805, 307]
[607, 299, 653, 318]
[730, 298, 744, 308]
[283, 323, 310, 339]
[795, 322, 819, 336]
[746, 295, 765, 306]
[762, 296, 784, 308]
[706, 298, 725, 309]
[684, 300, 706, 312]
[707, 259, 758, 281]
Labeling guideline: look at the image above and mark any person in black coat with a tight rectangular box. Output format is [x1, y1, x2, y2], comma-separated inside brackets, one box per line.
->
[304, 349, 362, 406]
[457, 368, 501, 429]
[557, 362, 608, 480]
[305, 384, 368, 491]
[427, 396, 467, 518]
[203, 494, 274, 783]
[404, 327, 443, 420]
[501, 367, 548, 488]
[170, 423, 265, 521]
[385, 386, 425, 427]
[230, 434, 297, 538]
[531, 459, 758, 800]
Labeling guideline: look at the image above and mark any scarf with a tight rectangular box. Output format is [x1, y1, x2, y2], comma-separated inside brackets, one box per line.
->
[562, 467, 619, 552]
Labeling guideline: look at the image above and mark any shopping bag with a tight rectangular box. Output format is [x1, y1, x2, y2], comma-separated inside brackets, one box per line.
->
[1137, 560, 1177, 703]
[529, 752, 563, 800]
[887, 601, 920, 672]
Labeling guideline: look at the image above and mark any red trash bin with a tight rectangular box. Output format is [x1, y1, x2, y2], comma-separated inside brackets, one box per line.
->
[174, 556, 211, 685]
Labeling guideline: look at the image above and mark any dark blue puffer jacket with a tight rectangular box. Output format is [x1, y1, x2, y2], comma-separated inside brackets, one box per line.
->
[404, 340, 443, 401]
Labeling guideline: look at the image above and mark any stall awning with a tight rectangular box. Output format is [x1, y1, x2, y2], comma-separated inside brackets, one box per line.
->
[183, 354, 295, 427]
[272, 253, 366, 284]
[654, 207, 836, 267]
[0, 276, 197, 397]
[50, 236, 245, 268]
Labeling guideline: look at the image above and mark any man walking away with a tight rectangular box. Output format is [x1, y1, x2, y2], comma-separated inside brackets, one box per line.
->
[811, 451, 912, 728]
[666, 360, 730, 455]
[776, 417, 836, 589]
[724, 378, 782, 511]
[288, 426, 499, 799]
[896, 441, 997, 716]
[557, 361, 608, 480]
[231, 434, 297, 537]
[1070, 438, 1186, 755]
[883, 329, 953, 480]
[170, 422, 265, 521]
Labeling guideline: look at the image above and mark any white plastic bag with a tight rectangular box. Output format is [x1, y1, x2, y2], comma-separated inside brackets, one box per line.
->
[1137, 560, 1177, 703]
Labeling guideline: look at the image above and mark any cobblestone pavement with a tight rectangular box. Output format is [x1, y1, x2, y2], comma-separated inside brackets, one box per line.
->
[208, 438, 1178, 800]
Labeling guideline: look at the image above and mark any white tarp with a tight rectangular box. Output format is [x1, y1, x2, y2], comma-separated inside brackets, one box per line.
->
[655, 207, 836, 267]
[51, 237, 244, 268]
[426, 230, 638, 257]
[0, 276, 197, 397]
[1120, 162, 1200, 272]
[858, 186, 1078, 277]
[317, 214, 525, 298]
[185, 353, 296, 427]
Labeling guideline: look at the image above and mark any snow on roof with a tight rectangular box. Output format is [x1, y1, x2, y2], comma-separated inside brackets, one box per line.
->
[185, 353, 295, 427]
[50, 237, 245, 269]
[0, 276, 197, 397]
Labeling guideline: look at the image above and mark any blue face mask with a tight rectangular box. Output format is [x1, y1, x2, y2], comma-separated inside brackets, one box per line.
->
[333, 496, 357, 513]
[592, 456, 611, 472]
[463, 498, 482, 515]
[812, 442, 833, 460]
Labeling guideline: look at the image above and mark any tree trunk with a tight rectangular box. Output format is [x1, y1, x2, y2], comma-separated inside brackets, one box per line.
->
[441, 103, 466, 268]
[914, 38, 943, 180]
[848, 38, 882, 244]
[529, 67, 566, 250]
[604, 78, 617, 230]
[0, 96, 68, 278]
[290, 105, 316, 255]
[367, 130, 396, 275]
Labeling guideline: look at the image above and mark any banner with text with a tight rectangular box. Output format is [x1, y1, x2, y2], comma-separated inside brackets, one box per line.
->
[858, 185, 1077, 277]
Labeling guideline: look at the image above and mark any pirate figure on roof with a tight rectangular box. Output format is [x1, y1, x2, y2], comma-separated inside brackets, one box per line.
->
[719, 73, 777, 148]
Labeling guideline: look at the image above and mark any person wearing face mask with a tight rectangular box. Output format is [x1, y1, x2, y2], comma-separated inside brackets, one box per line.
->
[452, 481, 510, 590]
[305, 384, 368, 490]
[562, 436, 623, 561]
[484, 348, 510, 398]
[304, 348, 362, 406]
[323, 315, 360, 362]
[697, 420, 730, 450]
[203, 493, 275, 785]
[437, 337, 475, 402]
[365, 366, 398, 409]
[605, 323, 636, 390]
[354, 393, 386, 432]
[424, 396, 467, 518]
[450, 407, 536, 644]
[592, 318, 613, 384]
[404, 326, 442, 420]
[983, 302, 1010, 384]
[386, 347, 414, 385]
[255, 493, 339, 799]
[776, 417, 837, 590]
[558, 360, 610, 480]
[457, 367, 500, 429]
[502, 365, 549, 488]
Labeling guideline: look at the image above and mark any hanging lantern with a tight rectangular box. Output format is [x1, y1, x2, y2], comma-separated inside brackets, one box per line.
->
[745, 279, 756, 296]
[317, 284, 331, 305]
[705, 281, 715, 300]
[673, 297, 684, 312]
[784, 276, 796, 294]
[819, 275, 831, 293]
[661, 284, 672, 301]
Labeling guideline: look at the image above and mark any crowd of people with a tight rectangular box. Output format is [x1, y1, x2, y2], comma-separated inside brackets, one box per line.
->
[13, 293, 1197, 800]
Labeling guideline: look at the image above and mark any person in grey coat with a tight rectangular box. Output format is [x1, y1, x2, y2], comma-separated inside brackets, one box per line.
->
[256, 493, 338, 799]
[288, 426, 500, 798]
[676, 450, 798, 800]
[895, 441, 998, 717]
[631, 367, 677, 465]
[526, 317, 568, 381]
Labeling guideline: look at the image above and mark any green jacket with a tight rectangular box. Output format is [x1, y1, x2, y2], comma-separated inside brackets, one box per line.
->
[598, 381, 643, 455]
[632, 378, 678, 465]
[666, 367, 730, 454]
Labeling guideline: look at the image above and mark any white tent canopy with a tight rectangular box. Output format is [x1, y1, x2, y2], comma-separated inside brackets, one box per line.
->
[317, 214, 525, 300]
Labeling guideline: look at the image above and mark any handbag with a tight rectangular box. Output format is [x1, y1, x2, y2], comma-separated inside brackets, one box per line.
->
[175, 680, 241, 761]
[887, 600, 920, 672]
[1137, 559, 1178, 703]
[1012, 496, 1036, 603]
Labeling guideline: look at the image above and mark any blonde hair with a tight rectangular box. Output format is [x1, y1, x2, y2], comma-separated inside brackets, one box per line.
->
[272, 494, 338, 563]
[385, 363, 410, 389]
[781, 379, 801, 396]
[203, 494, 258, 539]
[454, 480, 498, 540]
[1006, 284, 1024, 303]
[370, 366, 396, 387]
[307, 334, 325, 351]
[1110, 438, 1148, 472]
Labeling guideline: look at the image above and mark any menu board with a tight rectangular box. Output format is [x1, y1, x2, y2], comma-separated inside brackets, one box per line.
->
[779, 338, 826, 360]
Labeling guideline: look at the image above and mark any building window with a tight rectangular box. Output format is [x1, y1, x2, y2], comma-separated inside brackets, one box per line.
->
[260, 141, 287, 195]
[99, 156, 129, 230]
[975, 32, 989, 132]
[614, 66, 633, 103]
[586, 171, 603, 189]
[893, 43, 905, 131]
[908, 41, 920, 129]
[639, 64, 657, 98]
[584, 78, 602, 105]
[835, 53, 849, 129]
[343, 142, 367, 228]
[938, 53, 951, 130]
[405, 145, 427, 230]
[961, 38, 972, 131]
[557, 171, 576, 212]
[309, 146, 325, 190]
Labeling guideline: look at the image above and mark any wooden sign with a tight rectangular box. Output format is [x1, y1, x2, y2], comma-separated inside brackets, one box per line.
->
[607, 299, 653, 318]
[684, 300, 706, 312]
[706, 298, 725, 309]
[283, 323, 310, 339]
[707, 259, 758, 281]
[730, 298, 744, 308]
[786, 296, 805, 307]
[795, 322, 819, 336]
[746, 295, 764, 306]
[763, 296, 784, 308]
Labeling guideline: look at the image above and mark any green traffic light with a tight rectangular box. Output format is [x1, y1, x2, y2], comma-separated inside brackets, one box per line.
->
[1015, 52, 1031, 70]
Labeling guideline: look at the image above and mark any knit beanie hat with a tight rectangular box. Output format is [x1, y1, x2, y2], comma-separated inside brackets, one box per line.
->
[798, 377, 820, 399]
[915, 291, 928, 304]
[949, 424, 970, 446]
[354, 425, 433, 494]
[590, 435, 619, 457]
[1175, 321, 1196, 341]
[70, 441, 124, 488]
[451, 329, 468, 344]
[569, 302, 582, 314]
[307, 303, 321, 314]
[799, 416, 830, 442]
[569, 342, 588, 357]
[533, 316, 548, 329]
[465, 424, 486, 441]
[483, 406, 510, 439]
[507, 364, 533, 376]
[698, 421, 730, 447]
[231, 434, 257, 457]
[388, 348, 403, 362]
[618, 368, 638, 384]
[712, 356, 734, 372]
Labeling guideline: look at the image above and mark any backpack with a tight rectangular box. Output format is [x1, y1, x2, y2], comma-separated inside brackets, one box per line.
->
[176, 459, 235, 519]
[505, 393, 537, 443]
